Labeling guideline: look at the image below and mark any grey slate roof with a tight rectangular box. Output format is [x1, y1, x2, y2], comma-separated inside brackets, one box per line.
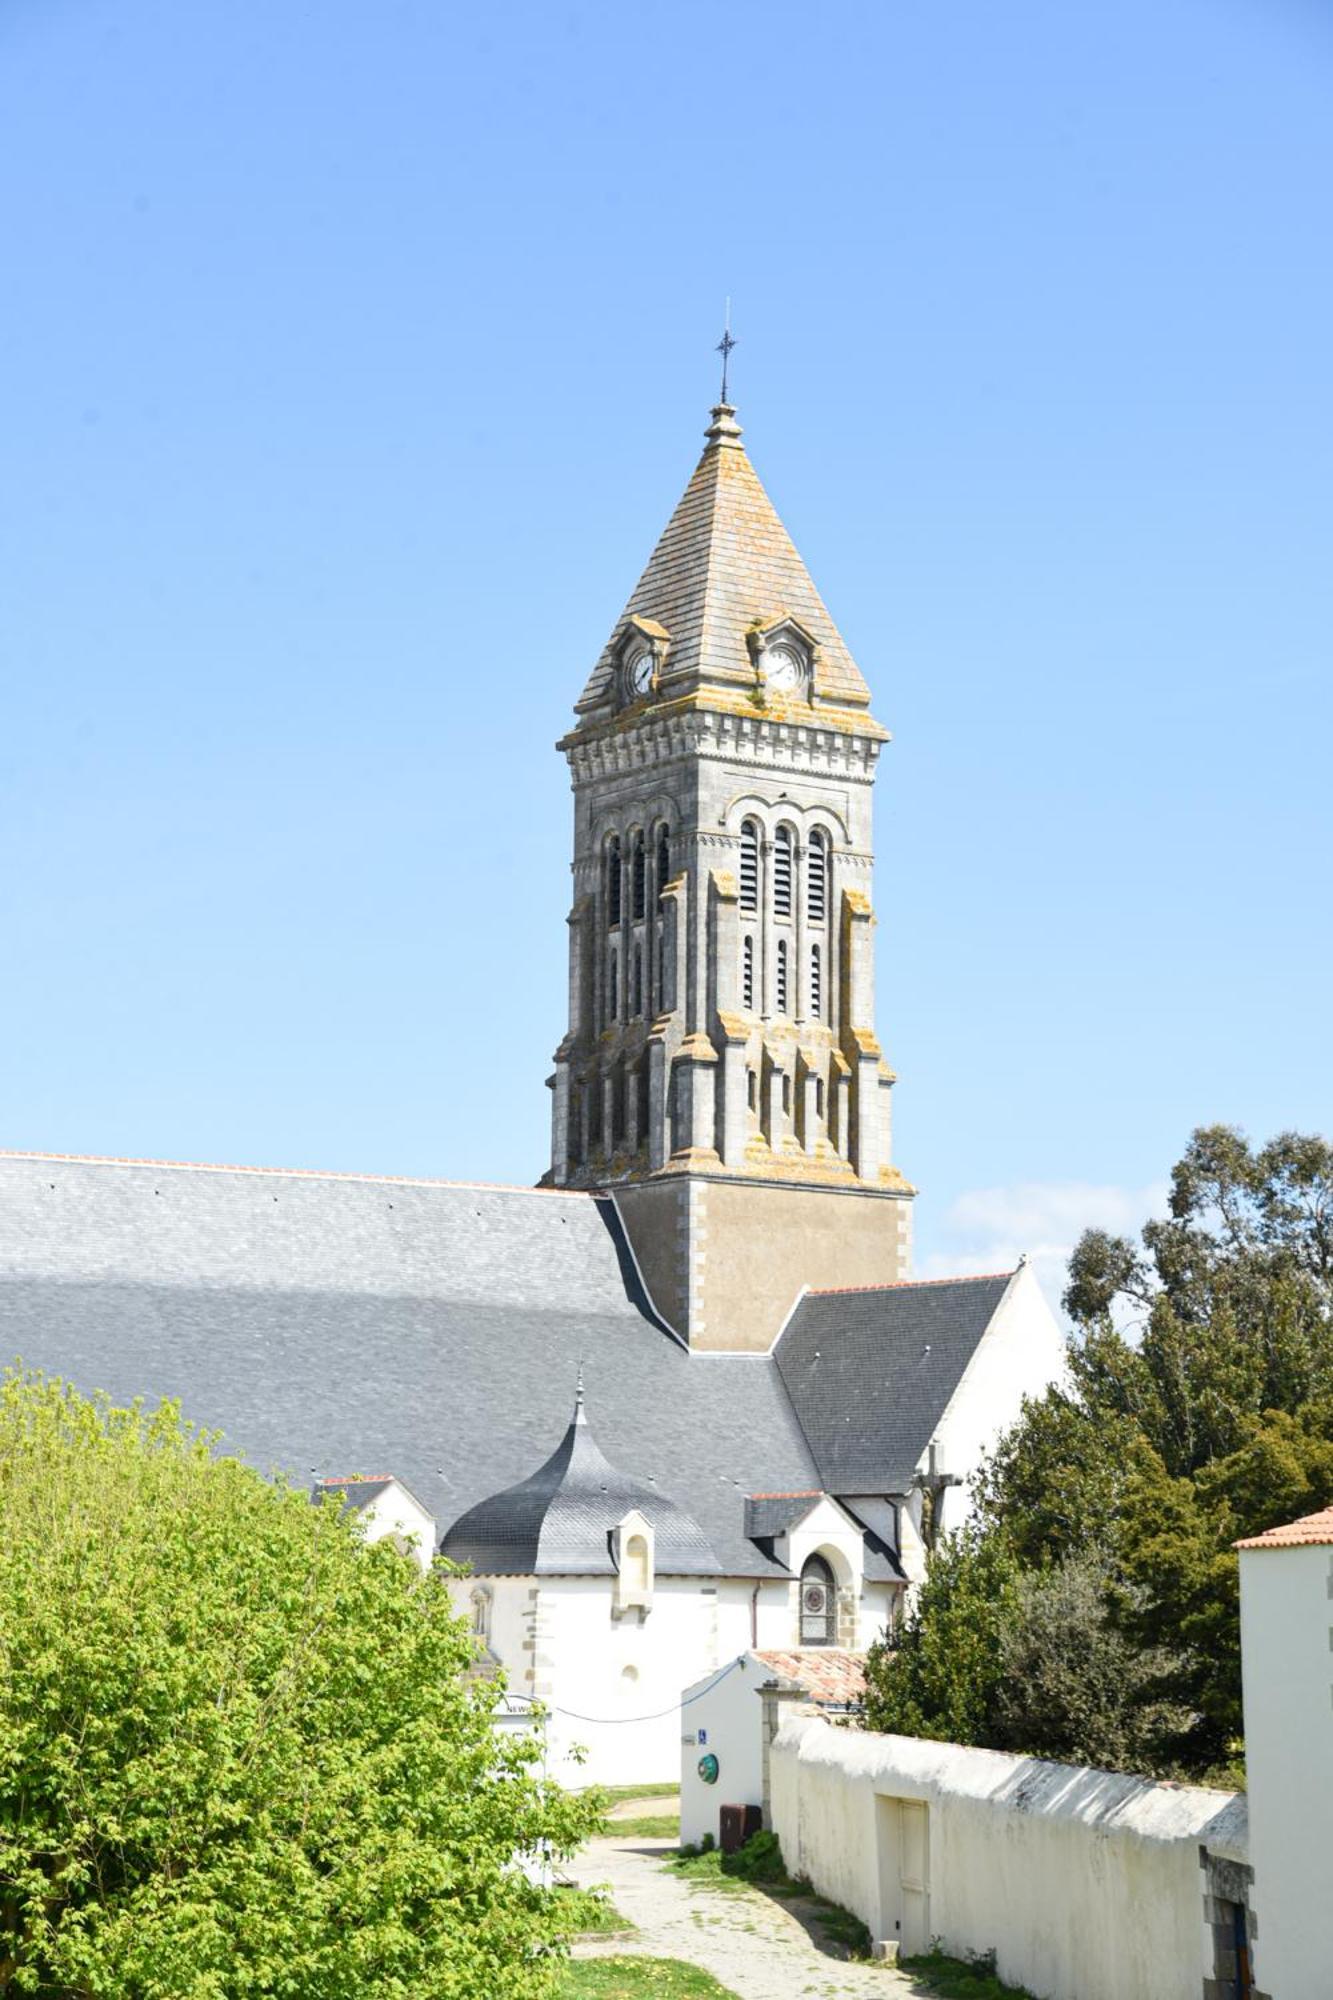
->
[0, 1153, 1012, 1578]
[774, 1274, 1016, 1494]
[442, 1390, 719, 1576]
[743, 1493, 824, 1540]
[0, 1154, 814, 1578]
[314, 1476, 400, 1515]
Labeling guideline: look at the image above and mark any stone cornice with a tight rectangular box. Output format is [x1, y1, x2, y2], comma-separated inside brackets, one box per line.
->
[560, 700, 885, 788]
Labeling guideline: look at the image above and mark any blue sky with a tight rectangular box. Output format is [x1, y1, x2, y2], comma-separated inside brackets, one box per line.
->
[2, 0, 1330, 1298]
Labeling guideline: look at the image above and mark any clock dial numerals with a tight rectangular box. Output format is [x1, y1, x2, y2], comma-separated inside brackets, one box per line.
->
[762, 645, 803, 693]
[626, 650, 654, 698]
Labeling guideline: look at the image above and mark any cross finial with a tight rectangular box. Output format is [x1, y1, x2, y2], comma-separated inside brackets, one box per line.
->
[716, 299, 737, 406]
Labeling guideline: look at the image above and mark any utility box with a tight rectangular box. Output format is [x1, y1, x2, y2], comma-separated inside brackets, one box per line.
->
[719, 1802, 763, 1854]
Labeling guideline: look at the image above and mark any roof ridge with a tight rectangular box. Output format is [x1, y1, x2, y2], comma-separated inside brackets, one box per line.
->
[0, 1148, 592, 1199]
[806, 1270, 1016, 1297]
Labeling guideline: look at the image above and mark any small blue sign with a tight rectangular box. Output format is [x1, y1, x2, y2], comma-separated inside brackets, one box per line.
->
[698, 1728, 708, 1745]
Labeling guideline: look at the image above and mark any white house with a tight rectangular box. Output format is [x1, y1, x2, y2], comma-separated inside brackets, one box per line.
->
[1236, 1501, 1333, 2000]
[680, 1647, 866, 1849]
[313, 1473, 437, 1572]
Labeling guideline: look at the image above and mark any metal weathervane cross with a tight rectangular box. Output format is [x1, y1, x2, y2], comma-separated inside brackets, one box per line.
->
[716, 302, 737, 405]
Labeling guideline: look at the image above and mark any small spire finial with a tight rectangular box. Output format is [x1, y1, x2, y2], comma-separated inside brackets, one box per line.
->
[715, 298, 737, 407]
[574, 1362, 586, 1424]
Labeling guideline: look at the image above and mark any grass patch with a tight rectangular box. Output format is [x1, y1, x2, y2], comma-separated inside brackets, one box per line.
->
[550, 1957, 740, 1998]
[902, 1947, 1037, 1998]
[669, 1829, 804, 1896]
[550, 1884, 633, 1936]
[597, 1782, 681, 1804]
[611, 1813, 680, 1840]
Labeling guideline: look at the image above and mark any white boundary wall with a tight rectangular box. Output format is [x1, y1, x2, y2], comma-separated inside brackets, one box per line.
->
[771, 1715, 1247, 2000]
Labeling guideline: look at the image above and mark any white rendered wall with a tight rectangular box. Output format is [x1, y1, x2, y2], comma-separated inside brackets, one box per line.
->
[679, 1652, 768, 1847]
[1239, 1542, 1333, 1999]
[771, 1716, 1246, 2000]
[930, 1263, 1066, 1538]
[445, 1574, 795, 1789]
[358, 1483, 437, 1573]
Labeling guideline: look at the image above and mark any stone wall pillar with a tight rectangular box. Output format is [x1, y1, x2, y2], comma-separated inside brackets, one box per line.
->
[759, 1681, 814, 1831]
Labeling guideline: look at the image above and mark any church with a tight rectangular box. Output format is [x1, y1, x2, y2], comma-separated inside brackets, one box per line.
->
[0, 389, 1062, 1785]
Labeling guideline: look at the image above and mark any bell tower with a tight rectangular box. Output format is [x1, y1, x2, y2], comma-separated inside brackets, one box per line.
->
[546, 397, 913, 1348]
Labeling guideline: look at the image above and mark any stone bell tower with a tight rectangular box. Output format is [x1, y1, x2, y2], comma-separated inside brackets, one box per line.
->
[545, 397, 913, 1349]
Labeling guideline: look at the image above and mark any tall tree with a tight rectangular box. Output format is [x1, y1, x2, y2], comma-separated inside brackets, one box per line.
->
[0, 1370, 599, 1999]
[869, 1128, 1333, 1778]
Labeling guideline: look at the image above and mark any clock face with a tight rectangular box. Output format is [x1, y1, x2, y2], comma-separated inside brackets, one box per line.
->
[626, 650, 654, 698]
[763, 644, 804, 693]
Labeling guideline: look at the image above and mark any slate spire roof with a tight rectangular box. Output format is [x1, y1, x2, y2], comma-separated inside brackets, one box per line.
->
[439, 1378, 721, 1578]
[575, 403, 880, 721]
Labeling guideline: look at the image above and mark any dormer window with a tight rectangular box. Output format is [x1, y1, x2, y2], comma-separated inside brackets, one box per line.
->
[617, 616, 670, 706]
[612, 1508, 655, 1615]
[749, 618, 815, 701]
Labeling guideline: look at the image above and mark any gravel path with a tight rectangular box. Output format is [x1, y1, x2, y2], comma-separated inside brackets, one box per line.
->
[569, 1831, 918, 2000]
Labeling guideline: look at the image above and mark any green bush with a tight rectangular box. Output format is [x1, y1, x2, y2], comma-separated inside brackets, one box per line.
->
[0, 1368, 602, 1998]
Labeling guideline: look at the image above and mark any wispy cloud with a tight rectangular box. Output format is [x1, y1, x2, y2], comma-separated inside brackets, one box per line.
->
[918, 1179, 1168, 1321]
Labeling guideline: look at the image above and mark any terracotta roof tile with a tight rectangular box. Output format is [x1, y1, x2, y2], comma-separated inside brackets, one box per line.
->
[1235, 1505, 1333, 1550]
[753, 1647, 866, 1707]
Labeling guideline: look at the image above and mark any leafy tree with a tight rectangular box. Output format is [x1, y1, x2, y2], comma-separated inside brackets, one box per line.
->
[993, 1552, 1187, 1773]
[0, 1369, 600, 1999]
[869, 1127, 1333, 1779]
[864, 1529, 1021, 1745]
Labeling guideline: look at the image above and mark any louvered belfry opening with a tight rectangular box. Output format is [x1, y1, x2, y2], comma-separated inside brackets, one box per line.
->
[631, 832, 646, 921]
[607, 836, 622, 927]
[742, 935, 755, 1011]
[773, 825, 793, 917]
[807, 828, 826, 924]
[739, 820, 759, 913]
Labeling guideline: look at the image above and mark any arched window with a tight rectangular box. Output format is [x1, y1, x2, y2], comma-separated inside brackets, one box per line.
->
[800, 1554, 836, 1647]
[631, 832, 646, 921]
[632, 944, 643, 1017]
[815, 1076, 825, 1119]
[776, 938, 788, 1014]
[656, 825, 671, 893]
[810, 943, 822, 1019]
[607, 836, 622, 927]
[470, 1586, 492, 1644]
[739, 820, 759, 913]
[781, 1072, 791, 1117]
[747, 1069, 757, 1112]
[807, 828, 827, 924]
[773, 825, 793, 917]
[742, 935, 755, 1011]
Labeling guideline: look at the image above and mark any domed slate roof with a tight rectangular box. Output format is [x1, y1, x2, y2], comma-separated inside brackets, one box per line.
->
[440, 1383, 720, 1577]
